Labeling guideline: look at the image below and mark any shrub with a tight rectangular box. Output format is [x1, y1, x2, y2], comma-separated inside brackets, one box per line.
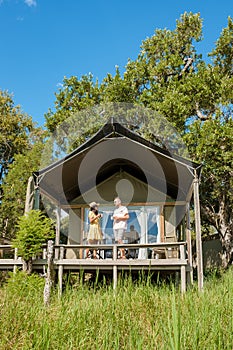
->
[12, 210, 55, 273]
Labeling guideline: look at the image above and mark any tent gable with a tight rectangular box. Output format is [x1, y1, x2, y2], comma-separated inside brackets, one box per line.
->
[71, 171, 173, 205]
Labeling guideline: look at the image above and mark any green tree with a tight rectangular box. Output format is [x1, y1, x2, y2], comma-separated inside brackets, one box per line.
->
[186, 118, 233, 266]
[45, 74, 102, 133]
[131, 14, 233, 265]
[12, 210, 55, 274]
[125, 12, 203, 131]
[125, 14, 233, 265]
[0, 142, 44, 239]
[209, 16, 233, 76]
[45, 13, 203, 134]
[0, 91, 41, 187]
[0, 90, 45, 239]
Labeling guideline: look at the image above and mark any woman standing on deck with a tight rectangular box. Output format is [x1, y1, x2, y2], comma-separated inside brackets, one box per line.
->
[86, 202, 103, 259]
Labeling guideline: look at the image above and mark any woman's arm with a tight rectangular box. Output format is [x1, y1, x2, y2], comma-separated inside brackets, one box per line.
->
[89, 213, 101, 223]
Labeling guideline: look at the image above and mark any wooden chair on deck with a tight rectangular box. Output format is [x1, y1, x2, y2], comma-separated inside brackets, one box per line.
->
[165, 234, 179, 259]
[152, 230, 179, 259]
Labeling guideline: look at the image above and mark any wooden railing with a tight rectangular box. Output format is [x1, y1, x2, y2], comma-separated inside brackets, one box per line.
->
[44, 242, 188, 293]
[0, 242, 187, 262]
[0, 242, 189, 293]
[52, 242, 186, 259]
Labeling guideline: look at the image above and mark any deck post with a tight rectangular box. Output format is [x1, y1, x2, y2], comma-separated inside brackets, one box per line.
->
[43, 247, 47, 275]
[180, 244, 186, 294]
[186, 203, 193, 285]
[193, 173, 204, 291]
[13, 248, 18, 273]
[113, 245, 117, 290]
[55, 206, 61, 260]
[160, 206, 165, 242]
[58, 246, 64, 297]
[34, 187, 40, 210]
[44, 240, 54, 306]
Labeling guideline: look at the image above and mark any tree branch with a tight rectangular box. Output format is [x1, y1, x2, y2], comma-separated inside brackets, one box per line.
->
[195, 102, 209, 121]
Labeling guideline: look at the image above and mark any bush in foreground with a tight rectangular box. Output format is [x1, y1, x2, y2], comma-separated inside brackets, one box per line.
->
[12, 210, 54, 274]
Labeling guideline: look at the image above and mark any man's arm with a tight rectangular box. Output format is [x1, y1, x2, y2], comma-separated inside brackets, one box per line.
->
[113, 212, 129, 221]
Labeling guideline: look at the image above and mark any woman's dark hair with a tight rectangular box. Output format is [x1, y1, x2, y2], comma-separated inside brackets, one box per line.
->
[90, 207, 98, 215]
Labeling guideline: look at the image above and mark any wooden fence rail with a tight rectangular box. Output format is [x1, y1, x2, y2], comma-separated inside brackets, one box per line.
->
[0, 242, 189, 293]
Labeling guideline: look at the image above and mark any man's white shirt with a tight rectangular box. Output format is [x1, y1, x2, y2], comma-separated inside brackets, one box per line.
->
[113, 206, 128, 230]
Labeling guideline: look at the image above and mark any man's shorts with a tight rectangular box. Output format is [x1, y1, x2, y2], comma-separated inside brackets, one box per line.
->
[114, 229, 125, 242]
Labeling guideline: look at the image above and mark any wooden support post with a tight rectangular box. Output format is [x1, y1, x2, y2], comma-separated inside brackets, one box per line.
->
[193, 174, 204, 291]
[13, 248, 18, 274]
[186, 203, 193, 285]
[113, 245, 117, 290]
[58, 246, 64, 298]
[180, 245, 186, 294]
[80, 207, 84, 259]
[43, 247, 47, 275]
[160, 206, 165, 242]
[55, 206, 61, 260]
[44, 240, 54, 306]
[34, 187, 40, 210]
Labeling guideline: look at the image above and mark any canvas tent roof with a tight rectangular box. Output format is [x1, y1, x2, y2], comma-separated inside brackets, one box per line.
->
[34, 119, 201, 205]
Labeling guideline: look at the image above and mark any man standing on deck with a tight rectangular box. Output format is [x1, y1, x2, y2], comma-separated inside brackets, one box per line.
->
[112, 197, 129, 259]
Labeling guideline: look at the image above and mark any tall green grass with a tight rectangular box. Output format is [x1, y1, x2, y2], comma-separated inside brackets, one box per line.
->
[0, 269, 232, 350]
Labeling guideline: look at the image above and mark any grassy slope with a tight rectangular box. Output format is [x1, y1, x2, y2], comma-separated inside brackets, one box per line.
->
[0, 269, 232, 350]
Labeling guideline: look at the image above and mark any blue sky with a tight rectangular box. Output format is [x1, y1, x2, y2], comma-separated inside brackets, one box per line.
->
[0, 0, 232, 127]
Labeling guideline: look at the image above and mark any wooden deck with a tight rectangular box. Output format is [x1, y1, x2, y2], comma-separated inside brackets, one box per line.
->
[0, 242, 191, 293]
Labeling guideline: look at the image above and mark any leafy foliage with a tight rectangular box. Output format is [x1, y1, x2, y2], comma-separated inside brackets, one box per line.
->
[45, 74, 102, 133]
[12, 210, 55, 262]
[0, 90, 42, 188]
[45, 12, 204, 134]
[0, 142, 44, 239]
[209, 17, 233, 76]
[0, 89, 45, 240]
[185, 117, 233, 264]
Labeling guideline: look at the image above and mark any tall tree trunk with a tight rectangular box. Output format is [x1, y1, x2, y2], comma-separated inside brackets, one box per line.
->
[202, 196, 233, 268]
[218, 199, 233, 267]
